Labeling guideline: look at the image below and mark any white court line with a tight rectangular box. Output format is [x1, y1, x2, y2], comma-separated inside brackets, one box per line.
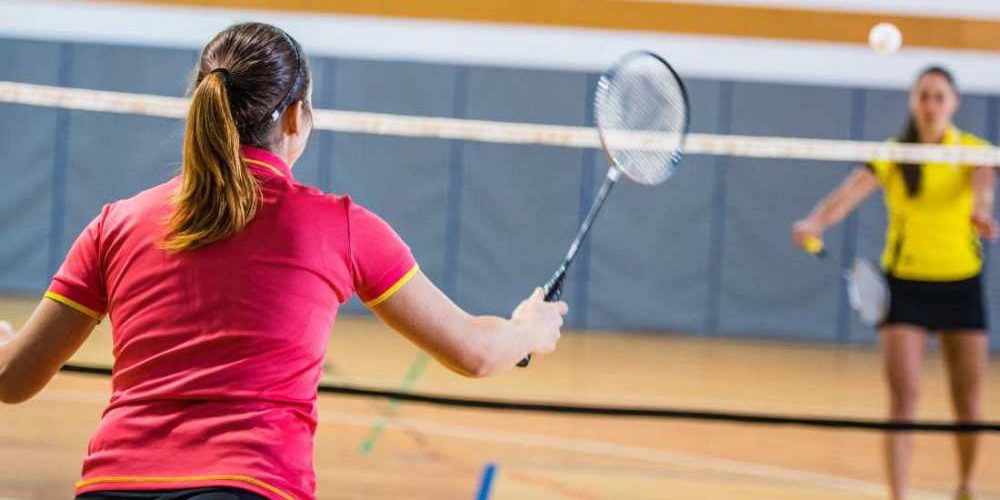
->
[56, 371, 883, 420]
[317, 410, 948, 499]
[35, 385, 950, 499]
[329, 374, 885, 417]
[35, 388, 109, 404]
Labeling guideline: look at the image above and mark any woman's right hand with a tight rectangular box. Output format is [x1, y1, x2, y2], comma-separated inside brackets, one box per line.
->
[512, 288, 568, 355]
[791, 217, 825, 251]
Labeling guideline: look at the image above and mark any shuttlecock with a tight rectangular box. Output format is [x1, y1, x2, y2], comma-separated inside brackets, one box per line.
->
[869, 22, 902, 54]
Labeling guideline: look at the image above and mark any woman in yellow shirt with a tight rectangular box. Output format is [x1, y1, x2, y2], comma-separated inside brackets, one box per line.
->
[793, 66, 996, 500]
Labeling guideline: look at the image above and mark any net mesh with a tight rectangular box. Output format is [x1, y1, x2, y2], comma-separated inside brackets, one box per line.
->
[3, 80, 1000, 166]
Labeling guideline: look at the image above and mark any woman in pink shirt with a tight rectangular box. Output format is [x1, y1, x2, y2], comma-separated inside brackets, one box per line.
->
[0, 23, 566, 500]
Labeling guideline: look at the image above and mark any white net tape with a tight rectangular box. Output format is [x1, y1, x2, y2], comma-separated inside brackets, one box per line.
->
[4, 80, 1000, 166]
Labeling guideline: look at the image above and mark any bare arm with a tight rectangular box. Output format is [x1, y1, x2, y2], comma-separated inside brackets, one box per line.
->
[792, 165, 880, 248]
[370, 271, 567, 378]
[0, 299, 98, 403]
[971, 166, 998, 240]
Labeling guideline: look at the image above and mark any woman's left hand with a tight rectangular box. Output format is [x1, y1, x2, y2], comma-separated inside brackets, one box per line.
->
[972, 211, 999, 241]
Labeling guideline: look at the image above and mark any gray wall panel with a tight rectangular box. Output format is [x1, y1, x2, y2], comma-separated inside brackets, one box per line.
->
[328, 60, 458, 314]
[59, 44, 195, 257]
[456, 67, 588, 319]
[586, 79, 722, 332]
[3, 36, 997, 345]
[0, 40, 63, 291]
[717, 82, 856, 339]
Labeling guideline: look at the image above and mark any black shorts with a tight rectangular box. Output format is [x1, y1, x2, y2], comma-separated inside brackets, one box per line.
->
[76, 487, 267, 500]
[884, 274, 988, 332]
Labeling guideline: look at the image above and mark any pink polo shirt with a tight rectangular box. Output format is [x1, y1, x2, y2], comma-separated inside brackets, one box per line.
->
[47, 146, 418, 499]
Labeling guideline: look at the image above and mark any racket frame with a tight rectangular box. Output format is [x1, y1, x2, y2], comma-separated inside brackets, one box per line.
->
[518, 52, 689, 367]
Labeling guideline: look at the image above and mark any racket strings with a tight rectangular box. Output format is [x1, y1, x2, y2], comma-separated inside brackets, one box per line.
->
[595, 54, 687, 185]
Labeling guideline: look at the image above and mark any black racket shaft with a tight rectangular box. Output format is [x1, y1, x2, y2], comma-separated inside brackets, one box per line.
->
[517, 169, 621, 367]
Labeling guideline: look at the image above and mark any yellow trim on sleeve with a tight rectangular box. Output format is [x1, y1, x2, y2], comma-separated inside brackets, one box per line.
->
[44, 291, 103, 321]
[365, 264, 420, 308]
[76, 474, 294, 500]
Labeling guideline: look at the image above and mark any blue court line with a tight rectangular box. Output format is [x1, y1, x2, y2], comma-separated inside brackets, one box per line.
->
[475, 462, 498, 500]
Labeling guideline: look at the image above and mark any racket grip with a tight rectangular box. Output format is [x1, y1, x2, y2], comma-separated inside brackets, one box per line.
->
[516, 271, 567, 368]
[804, 237, 827, 258]
[543, 271, 565, 302]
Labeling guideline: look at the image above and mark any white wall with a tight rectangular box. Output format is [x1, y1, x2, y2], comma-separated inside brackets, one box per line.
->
[3, 0, 1000, 92]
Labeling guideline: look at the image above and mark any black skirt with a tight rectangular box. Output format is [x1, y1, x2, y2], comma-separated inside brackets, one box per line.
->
[884, 274, 988, 332]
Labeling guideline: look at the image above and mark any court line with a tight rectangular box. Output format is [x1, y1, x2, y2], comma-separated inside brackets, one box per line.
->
[357, 353, 429, 455]
[35, 385, 955, 498]
[317, 409, 948, 499]
[64, 368, 890, 418]
[38, 385, 602, 500]
[326, 373, 888, 416]
[35, 388, 108, 404]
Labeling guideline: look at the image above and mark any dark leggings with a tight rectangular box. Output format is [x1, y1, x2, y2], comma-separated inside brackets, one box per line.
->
[76, 487, 268, 500]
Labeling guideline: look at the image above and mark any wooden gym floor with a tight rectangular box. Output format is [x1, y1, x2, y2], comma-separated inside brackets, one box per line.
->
[0, 296, 997, 499]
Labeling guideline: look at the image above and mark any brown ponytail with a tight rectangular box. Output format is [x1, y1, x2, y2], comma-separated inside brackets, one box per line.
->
[163, 22, 310, 251]
[163, 71, 261, 251]
[896, 65, 958, 198]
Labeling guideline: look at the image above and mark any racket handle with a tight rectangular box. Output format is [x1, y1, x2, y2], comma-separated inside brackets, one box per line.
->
[516, 270, 567, 368]
[542, 270, 566, 302]
[804, 237, 826, 258]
